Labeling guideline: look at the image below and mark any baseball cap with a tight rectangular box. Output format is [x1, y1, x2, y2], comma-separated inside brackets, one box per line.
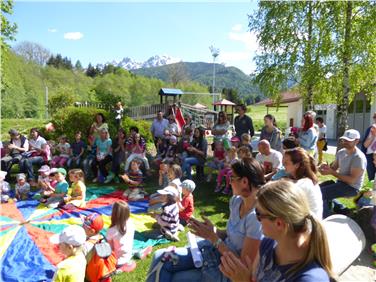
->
[50, 225, 86, 247]
[181, 179, 196, 192]
[16, 173, 26, 181]
[8, 129, 19, 136]
[56, 168, 67, 176]
[340, 129, 360, 142]
[157, 186, 179, 198]
[38, 165, 51, 173]
[83, 213, 104, 233]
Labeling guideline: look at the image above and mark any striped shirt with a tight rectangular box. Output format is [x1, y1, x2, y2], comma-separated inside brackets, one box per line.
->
[157, 202, 179, 234]
[128, 170, 143, 190]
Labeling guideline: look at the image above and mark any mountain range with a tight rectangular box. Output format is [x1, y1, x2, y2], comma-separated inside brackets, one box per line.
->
[107, 55, 263, 100]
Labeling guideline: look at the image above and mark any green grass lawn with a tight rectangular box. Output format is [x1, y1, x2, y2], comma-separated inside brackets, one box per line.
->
[247, 105, 288, 132]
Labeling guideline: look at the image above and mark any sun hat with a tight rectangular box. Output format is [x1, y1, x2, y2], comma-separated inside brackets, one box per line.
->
[16, 173, 26, 181]
[231, 136, 240, 142]
[56, 168, 67, 176]
[38, 165, 51, 173]
[83, 213, 104, 233]
[50, 225, 86, 247]
[157, 186, 179, 198]
[181, 179, 196, 193]
[339, 129, 361, 142]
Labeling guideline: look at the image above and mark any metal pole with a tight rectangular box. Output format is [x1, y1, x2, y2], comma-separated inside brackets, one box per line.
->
[45, 85, 49, 119]
[212, 56, 216, 109]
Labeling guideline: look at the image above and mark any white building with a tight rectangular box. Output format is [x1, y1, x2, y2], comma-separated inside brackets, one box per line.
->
[257, 91, 376, 139]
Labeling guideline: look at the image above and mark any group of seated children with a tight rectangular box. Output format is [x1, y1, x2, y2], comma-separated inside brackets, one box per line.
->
[50, 200, 153, 282]
[205, 134, 253, 195]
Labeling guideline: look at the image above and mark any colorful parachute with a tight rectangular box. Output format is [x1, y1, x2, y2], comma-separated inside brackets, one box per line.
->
[0, 187, 167, 282]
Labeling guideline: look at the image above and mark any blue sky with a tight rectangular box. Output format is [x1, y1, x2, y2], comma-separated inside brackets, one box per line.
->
[10, 1, 259, 74]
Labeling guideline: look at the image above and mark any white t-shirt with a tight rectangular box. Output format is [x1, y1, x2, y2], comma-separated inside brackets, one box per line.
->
[256, 149, 282, 174]
[106, 219, 135, 266]
[318, 125, 327, 139]
[29, 136, 47, 150]
[295, 178, 323, 219]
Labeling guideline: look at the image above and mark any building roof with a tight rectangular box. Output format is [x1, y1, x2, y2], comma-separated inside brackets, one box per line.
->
[193, 103, 207, 109]
[159, 88, 184, 96]
[256, 91, 301, 106]
[213, 99, 236, 106]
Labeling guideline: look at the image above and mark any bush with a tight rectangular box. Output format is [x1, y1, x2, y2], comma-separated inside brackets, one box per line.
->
[38, 107, 152, 143]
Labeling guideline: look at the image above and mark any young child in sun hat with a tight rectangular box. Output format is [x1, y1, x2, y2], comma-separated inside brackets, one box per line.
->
[50, 225, 87, 282]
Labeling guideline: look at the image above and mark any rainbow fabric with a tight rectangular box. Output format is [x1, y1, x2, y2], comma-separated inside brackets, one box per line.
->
[0, 187, 167, 282]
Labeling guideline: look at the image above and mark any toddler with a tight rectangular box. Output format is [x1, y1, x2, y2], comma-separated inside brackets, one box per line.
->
[51, 135, 71, 168]
[121, 159, 145, 201]
[230, 136, 240, 148]
[15, 173, 30, 201]
[179, 179, 196, 226]
[240, 133, 253, 153]
[50, 225, 86, 282]
[0, 171, 11, 203]
[237, 146, 252, 160]
[162, 135, 178, 164]
[216, 147, 238, 194]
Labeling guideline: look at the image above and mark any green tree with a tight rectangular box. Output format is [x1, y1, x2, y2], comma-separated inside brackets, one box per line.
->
[249, 1, 332, 108]
[75, 60, 83, 71]
[0, 0, 17, 47]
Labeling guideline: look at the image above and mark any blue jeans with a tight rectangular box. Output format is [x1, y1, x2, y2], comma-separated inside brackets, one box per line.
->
[365, 153, 375, 181]
[320, 181, 358, 218]
[182, 157, 200, 179]
[67, 156, 82, 169]
[146, 240, 228, 282]
[20, 156, 45, 180]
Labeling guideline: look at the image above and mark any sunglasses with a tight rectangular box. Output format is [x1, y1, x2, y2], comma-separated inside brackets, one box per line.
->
[255, 208, 276, 222]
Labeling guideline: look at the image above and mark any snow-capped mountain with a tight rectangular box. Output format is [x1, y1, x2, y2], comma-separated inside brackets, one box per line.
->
[108, 55, 181, 70]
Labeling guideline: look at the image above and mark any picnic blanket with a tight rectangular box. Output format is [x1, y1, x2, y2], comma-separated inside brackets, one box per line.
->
[0, 187, 168, 282]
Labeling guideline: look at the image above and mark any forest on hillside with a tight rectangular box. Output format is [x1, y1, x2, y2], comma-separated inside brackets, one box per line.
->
[0, 48, 212, 119]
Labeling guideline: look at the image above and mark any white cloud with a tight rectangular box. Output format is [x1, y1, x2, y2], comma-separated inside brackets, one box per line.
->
[231, 24, 242, 32]
[228, 30, 258, 52]
[48, 28, 57, 33]
[64, 32, 84, 40]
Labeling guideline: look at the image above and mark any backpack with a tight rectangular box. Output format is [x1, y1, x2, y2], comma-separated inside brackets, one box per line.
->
[86, 239, 117, 282]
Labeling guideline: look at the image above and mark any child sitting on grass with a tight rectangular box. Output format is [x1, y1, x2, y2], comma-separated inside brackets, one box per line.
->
[179, 179, 196, 226]
[15, 173, 30, 201]
[106, 201, 137, 273]
[240, 133, 253, 153]
[64, 169, 86, 208]
[158, 162, 169, 188]
[45, 168, 69, 208]
[0, 171, 11, 203]
[147, 186, 180, 242]
[50, 225, 87, 282]
[82, 213, 104, 262]
[121, 159, 145, 201]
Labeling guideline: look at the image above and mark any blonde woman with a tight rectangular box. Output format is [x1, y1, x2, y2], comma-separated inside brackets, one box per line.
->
[220, 180, 335, 282]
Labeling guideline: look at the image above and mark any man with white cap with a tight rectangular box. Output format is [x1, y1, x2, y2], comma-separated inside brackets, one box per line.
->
[50, 225, 86, 282]
[319, 129, 367, 217]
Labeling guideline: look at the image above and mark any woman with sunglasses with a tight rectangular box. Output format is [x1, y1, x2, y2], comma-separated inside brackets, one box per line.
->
[146, 157, 265, 282]
[220, 180, 335, 282]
